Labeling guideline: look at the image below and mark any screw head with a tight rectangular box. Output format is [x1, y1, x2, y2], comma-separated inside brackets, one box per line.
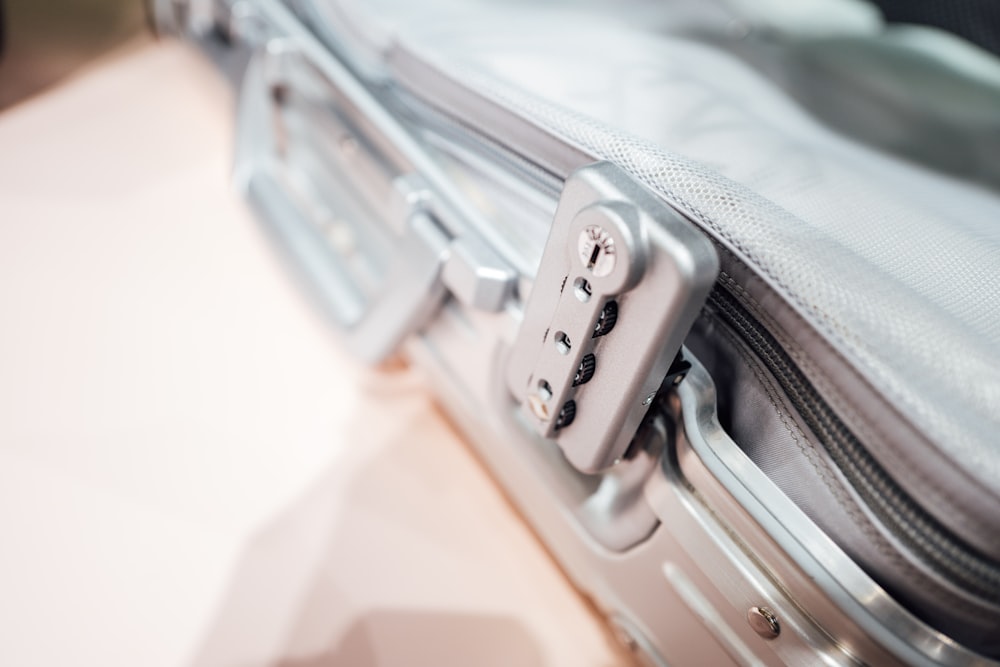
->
[747, 606, 780, 640]
[577, 225, 617, 277]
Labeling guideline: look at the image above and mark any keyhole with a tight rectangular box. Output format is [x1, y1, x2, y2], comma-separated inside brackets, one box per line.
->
[587, 244, 601, 271]
[577, 225, 616, 277]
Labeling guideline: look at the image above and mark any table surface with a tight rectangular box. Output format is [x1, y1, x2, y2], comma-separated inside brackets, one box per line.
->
[0, 40, 629, 667]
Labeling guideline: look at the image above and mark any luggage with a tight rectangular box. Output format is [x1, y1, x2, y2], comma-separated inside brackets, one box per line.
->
[157, 0, 1000, 663]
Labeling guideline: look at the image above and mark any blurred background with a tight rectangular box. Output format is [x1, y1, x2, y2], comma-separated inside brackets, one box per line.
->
[0, 0, 148, 109]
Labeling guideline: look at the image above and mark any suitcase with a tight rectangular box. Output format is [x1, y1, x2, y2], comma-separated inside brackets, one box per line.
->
[156, 1, 1000, 663]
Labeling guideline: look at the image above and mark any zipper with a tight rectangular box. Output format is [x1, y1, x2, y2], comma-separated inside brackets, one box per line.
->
[282, 0, 1000, 605]
[367, 51, 1000, 604]
[707, 285, 1000, 604]
[377, 70, 1000, 602]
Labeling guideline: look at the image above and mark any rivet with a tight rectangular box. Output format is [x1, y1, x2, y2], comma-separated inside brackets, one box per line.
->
[747, 606, 780, 640]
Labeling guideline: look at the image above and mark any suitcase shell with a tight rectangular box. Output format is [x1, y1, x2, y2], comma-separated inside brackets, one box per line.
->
[159, 0, 1000, 663]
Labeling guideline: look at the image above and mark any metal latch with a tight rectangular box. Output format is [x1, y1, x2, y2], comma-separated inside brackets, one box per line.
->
[228, 2, 515, 363]
[507, 163, 718, 473]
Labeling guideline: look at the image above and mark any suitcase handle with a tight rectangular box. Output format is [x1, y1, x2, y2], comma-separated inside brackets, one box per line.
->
[232, 17, 514, 362]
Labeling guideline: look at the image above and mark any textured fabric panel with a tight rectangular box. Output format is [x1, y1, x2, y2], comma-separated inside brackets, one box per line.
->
[687, 315, 1000, 654]
[316, 0, 1000, 499]
[301, 0, 1000, 653]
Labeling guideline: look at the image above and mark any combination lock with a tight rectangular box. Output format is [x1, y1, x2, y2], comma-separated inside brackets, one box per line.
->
[505, 162, 718, 473]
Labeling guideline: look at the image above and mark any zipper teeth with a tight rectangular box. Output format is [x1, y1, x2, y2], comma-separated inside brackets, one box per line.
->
[708, 286, 1000, 603]
[293, 10, 1000, 600]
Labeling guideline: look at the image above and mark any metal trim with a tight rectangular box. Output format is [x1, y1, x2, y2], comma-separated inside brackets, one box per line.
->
[665, 355, 999, 666]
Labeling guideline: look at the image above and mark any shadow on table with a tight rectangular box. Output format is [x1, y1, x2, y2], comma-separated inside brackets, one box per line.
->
[186, 367, 583, 667]
[276, 610, 545, 667]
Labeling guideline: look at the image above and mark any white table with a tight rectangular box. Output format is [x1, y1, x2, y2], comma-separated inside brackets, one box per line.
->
[0, 40, 628, 667]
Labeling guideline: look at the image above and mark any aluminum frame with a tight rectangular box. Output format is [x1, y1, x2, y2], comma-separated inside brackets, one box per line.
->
[153, 1, 1000, 663]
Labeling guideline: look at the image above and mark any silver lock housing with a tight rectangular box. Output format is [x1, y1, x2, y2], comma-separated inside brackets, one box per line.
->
[506, 162, 718, 473]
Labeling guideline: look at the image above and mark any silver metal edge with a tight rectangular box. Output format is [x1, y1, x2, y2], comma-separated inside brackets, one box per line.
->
[670, 354, 999, 667]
